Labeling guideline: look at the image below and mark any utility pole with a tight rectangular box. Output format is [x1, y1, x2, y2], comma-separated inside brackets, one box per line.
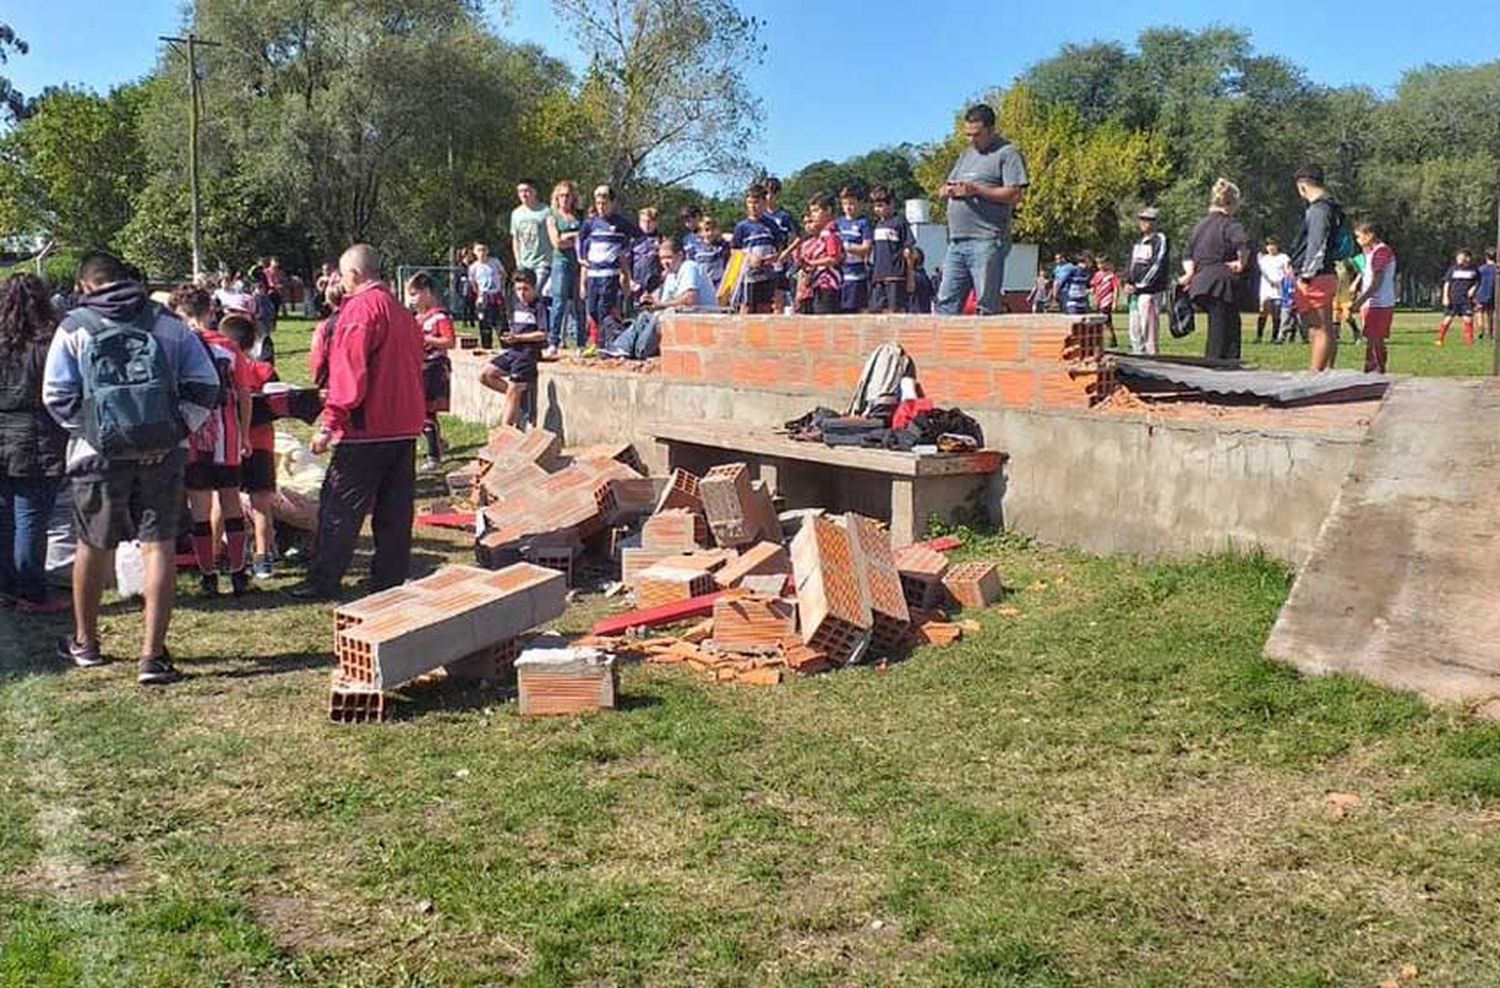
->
[159, 33, 222, 281]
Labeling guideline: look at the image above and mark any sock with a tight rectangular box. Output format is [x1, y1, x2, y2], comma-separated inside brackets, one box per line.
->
[192, 521, 215, 575]
[224, 516, 247, 574]
[423, 420, 441, 460]
[1465, 318, 1475, 342]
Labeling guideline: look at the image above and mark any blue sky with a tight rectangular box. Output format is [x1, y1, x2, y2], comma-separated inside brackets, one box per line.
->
[7, 0, 1499, 180]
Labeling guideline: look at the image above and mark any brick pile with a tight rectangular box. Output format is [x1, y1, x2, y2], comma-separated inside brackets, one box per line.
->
[328, 562, 566, 722]
[458, 425, 652, 577]
[516, 638, 618, 716]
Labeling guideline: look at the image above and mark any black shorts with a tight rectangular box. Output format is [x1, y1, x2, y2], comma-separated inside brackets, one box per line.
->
[870, 281, 908, 312]
[744, 279, 775, 312]
[243, 448, 276, 493]
[185, 461, 243, 491]
[493, 348, 538, 384]
[1446, 301, 1473, 318]
[422, 356, 451, 403]
[72, 451, 186, 550]
[1478, 297, 1496, 314]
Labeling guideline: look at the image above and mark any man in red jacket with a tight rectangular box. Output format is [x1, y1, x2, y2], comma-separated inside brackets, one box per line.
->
[291, 244, 424, 600]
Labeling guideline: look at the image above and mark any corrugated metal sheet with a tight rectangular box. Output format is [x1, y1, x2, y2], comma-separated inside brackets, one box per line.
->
[1114, 356, 1391, 406]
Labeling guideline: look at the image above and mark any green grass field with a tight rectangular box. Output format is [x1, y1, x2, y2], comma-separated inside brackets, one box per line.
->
[3, 317, 1499, 986]
[1153, 308, 1496, 376]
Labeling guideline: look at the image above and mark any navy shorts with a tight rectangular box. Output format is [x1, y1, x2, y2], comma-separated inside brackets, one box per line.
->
[840, 279, 870, 313]
[586, 276, 622, 325]
[1446, 300, 1473, 318]
[870, 281, 908, 312]
[243, 448, 276, 493]
[492, 348, 539, 384]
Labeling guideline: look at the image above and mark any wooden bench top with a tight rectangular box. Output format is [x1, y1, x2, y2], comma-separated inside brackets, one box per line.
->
[650, 421, 1004, 478]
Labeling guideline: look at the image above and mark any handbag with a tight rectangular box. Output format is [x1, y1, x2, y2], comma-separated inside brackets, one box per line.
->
[1170, 288, 1196, 339]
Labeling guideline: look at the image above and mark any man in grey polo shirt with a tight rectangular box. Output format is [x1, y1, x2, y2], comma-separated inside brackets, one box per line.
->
[937, 104, 1029, 315]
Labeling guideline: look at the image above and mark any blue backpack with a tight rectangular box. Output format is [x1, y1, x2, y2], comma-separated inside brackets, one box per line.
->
[1328, 201, 1358, 263]
[69, 304, 185, 459]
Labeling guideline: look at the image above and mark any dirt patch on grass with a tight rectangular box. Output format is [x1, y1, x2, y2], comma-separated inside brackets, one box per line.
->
[248, 891, 356, 955]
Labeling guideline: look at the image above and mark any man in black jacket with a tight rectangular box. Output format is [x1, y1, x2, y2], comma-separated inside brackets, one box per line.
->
[1124, 207, 1170, 354]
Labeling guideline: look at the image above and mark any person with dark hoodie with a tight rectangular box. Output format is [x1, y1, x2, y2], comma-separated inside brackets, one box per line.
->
[0, 273, 69, 614]
[1290, 164, 1345, 371]
[43, 251, 221, 685]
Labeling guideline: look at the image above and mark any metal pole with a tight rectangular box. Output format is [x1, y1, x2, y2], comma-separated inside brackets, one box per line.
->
[187, 34, 202, 280]
[1493, 193, 1499, 376]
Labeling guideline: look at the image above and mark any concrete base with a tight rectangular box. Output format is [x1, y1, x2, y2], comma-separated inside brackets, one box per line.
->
[450, 351, 1373, 564]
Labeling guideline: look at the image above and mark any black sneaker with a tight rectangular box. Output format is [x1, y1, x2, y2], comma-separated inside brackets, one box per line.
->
[57, 635, 105, 668]
[229, 570, 251, 597]
[199, 573, 220, 597]
[138, 650, 183, 686]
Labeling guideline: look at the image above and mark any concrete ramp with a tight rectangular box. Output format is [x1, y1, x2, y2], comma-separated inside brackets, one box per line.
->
[1265, 377, 1500, 709]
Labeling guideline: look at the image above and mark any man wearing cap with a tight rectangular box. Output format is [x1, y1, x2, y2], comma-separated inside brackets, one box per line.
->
[1124, 207, 1170, 354]
[936, 104, 1028, 315]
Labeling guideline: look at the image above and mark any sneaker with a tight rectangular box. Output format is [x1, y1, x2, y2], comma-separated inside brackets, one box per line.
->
[542, 345, 559, 359]
[1435, 338, 1445, 347]
[17, 597, 70, 616]
[252, 555, 274, 580]
[57, 635, 105, 668]
[138, 650, 183, 686]
[230, 570, 252, 597]
[600, 347, 630, 359]
[580, 344, 598, 359]
[199, 573, 220, 597]
[420, 456, 442, 474]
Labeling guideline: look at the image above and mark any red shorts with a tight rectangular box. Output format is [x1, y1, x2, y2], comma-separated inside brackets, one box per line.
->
[1361, 305, 1394, 341]
[1294, 273, 1338, 315]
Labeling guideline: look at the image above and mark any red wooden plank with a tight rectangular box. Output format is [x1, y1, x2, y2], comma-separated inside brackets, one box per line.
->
[917, 535, 962, 553]
[415, 512, 476, 531]
[591, 591, 728, 636]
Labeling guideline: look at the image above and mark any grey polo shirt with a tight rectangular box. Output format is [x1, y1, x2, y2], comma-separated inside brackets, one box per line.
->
[945, 137, 1028, 241]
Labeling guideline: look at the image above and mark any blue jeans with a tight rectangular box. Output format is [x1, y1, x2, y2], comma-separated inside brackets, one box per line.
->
[606, 311, 662, 360]
[0, 476, 61, 603]
[936, 237, 1011, 315]
[547, 261, 586, 348]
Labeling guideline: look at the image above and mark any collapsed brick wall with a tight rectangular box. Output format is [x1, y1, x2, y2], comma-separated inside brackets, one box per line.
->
[657, 313, 1113, 410]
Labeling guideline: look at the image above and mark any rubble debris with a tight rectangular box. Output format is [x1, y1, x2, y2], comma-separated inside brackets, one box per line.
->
[740, 573, 792, 596]
[943, 561, 1002, 610]
[633, 563, 718, 609]
[516, 638, 617, 716]
[894, 543, 950, 611]
[713, 594, 797, 654]
[840, 513, 911, 656]
[654, 468, 703, 514]
[642, 508, 704, 552]
[918, 621, 964, 647]
[714, 540, 791, 589]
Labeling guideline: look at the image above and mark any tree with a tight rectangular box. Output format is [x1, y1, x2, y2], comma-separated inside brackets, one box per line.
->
[555, 0, 765, 192]
[0, 23, 27, 122]
[0, 85, 147, 248]
[915, 86, 1169, 257]
[779, 147, 924, 213]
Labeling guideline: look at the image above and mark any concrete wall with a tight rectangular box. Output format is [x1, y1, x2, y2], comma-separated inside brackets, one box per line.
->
[450, 339, 1363, 565]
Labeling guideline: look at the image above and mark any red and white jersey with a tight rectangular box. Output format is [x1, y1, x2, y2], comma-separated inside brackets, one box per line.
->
[189, 330, 256, 467]
[420, 308, 455, 351]
[1360, 243, 1397, 309]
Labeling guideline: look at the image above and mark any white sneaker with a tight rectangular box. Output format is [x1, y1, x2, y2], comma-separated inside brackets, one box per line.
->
[541, 345, 559, 359]
[420, 457, 442, 474]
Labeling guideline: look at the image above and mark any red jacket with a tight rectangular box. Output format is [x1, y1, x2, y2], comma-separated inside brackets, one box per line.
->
[322, 282, 425, 443]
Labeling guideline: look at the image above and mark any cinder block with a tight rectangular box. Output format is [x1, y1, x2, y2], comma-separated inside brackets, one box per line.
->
[748, 480, 783, 543]
[942, 561, 1002, 610]
[444, 637, 520, 681]
[633, 564, 717, 610]
[565, 441, 646, 476]
[621, 546, 674, 588]
[604, 476, 660, 523]
[654, 468, 703, 514]
[841, 513, 911, 655]
[715, 541, 791, 589]
[478, 424, 563, 471]
[517, 639, 617, 716]
[791, 515, 872, 664]
[713, 594, 796, 654]
[642, 508, 700, 552]
[895, 543, 950, 611]
[700, 463, 758, 547]
[328, 673, 385, 724]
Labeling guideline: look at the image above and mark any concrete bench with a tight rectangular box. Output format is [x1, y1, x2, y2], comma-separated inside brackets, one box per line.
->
[650, 421, 1005, 546]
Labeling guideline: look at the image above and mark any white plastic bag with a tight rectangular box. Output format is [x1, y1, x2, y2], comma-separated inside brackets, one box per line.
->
[114, 541, 146, 599]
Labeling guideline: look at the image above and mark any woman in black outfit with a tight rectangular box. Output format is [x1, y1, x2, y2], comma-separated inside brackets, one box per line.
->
[0, 273, 69, 613]
[1181, 178, 1251, 361]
